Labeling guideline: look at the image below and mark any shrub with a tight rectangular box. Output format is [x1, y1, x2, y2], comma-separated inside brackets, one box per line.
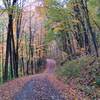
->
[56, 56, 95, 78]
[56, 60, 81, 78]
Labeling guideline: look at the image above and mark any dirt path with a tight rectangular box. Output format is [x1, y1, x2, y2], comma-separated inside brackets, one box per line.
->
[13, 75, 65, 100]
[44, 59, 56, 74]
[13, 59, 66, 100]
[0, 59, 83, 100]
[0, 59, 66, 100]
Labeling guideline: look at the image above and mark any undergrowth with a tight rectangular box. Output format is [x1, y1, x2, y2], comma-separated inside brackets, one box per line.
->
[56, 56, 100, 99]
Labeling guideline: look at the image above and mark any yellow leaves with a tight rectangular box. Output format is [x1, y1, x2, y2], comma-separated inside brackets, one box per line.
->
[67, 1, 81, 8]
[53, 27, 63, 32]
[71, 19, 80, 23]
[48, 19, 53, 25]
[41, 8, 46, 16]
[44, 0, 53, 5]
[36, 6, 46, 17]
[52, 21, 65, 32]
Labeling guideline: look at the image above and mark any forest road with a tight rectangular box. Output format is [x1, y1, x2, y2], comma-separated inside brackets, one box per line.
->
[13, 59, 66, 100]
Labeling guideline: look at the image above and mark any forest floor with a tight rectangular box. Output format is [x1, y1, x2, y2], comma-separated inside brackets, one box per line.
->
[0, 59, 84, 100]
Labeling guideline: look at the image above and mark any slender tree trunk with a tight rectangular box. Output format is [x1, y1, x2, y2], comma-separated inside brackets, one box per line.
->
[3, 14, 12, 82]
[10, 14, 18, 78]
[9, 40, 13, 79]
[21, 57, 25, 76]
[81, 0, 99, 57]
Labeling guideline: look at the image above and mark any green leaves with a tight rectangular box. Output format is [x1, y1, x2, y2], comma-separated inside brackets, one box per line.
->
[45, 29, 55, 43]
[95, 76, 100, 86]
[88, 0, 100, 24]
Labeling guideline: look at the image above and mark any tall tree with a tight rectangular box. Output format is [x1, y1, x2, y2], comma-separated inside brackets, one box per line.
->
[3, 0, 18, 81]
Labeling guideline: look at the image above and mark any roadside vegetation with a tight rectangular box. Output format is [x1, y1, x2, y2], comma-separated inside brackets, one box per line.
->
[56, 56, 100, 99]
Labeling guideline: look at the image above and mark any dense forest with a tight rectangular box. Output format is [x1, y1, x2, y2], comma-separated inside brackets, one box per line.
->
[0, 0, 100, 100]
